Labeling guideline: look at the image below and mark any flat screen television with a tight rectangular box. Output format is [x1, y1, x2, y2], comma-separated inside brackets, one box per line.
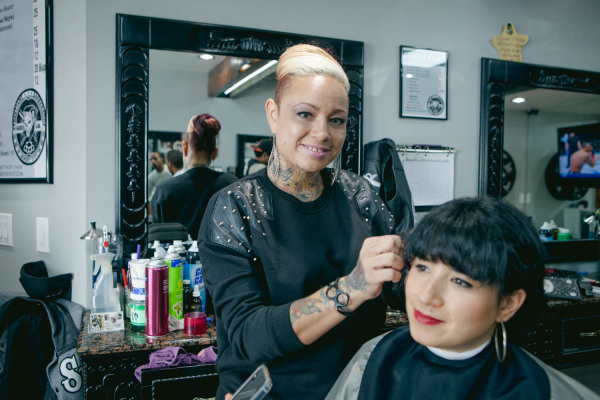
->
[557, 122, 600, 187]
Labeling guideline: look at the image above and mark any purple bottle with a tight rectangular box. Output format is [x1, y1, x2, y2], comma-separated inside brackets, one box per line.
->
[145, 257, 169, 337]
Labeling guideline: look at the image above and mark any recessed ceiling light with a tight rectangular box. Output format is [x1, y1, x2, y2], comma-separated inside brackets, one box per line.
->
[512, 97, 526, 104]
[198, 54, 215, 60]
[405, 73, 414, 79]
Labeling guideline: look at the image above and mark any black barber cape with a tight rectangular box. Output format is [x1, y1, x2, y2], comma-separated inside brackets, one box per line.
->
[326, 326, 599, 400]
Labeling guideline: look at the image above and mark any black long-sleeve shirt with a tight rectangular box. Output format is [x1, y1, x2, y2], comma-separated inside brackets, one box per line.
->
[198, 168, 397, 399]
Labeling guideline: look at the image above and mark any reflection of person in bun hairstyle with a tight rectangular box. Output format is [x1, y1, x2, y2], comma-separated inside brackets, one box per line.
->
[151, 113, 238, 238]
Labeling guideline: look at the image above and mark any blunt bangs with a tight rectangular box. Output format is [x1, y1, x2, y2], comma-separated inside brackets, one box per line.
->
[404, 202, 507, 286]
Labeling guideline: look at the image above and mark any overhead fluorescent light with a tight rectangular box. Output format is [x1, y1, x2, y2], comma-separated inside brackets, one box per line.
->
[223, 60, 278, 96]
[198, 54, 215, 60]
[512, 97, 526, 104]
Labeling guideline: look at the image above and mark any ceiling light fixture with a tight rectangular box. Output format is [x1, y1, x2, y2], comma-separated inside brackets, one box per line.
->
[224, 60, 278, 96]
[198, 54, 215, 60]
[512, 97, 526, 104]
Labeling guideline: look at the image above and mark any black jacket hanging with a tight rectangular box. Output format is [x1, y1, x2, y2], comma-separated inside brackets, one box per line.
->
[362, 138, 415, 234]
[0, 297, 85, 400]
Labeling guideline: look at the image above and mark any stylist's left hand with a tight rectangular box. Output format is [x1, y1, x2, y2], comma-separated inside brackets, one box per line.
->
[225, 395, 233, 400]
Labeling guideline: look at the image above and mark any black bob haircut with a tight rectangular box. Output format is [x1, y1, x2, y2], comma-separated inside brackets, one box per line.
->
[402, 196, 547, 332]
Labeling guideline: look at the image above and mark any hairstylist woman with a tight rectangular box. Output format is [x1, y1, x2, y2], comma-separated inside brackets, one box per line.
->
[198, 44, 406, 399]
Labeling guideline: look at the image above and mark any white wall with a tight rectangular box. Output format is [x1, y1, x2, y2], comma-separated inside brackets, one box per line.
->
[1, 0, 600, 307]
[0, 0, 87, 302]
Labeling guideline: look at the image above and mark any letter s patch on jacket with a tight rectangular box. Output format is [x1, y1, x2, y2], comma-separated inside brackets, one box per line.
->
[60, 355, 82, 393]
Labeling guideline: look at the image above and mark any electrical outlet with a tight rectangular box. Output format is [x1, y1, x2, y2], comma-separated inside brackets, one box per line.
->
[36, 217, 49, 253]
[0, 213, 13, 247]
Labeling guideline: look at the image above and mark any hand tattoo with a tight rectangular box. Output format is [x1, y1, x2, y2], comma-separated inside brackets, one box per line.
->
[346, 262, 367, 292]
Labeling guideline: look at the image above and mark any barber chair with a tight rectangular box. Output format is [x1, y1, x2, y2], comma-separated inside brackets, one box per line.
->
[144, 222, 189, 257]
[147, 222, 188, 243]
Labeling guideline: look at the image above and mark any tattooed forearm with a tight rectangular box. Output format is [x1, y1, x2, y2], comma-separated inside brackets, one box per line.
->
[290, 297, 323, 325]
[346, 261, 367, 292]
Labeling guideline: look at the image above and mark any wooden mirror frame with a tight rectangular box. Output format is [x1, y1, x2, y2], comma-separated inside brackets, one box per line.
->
[478, 58, 600, 262]
[115, 14, 364, 255]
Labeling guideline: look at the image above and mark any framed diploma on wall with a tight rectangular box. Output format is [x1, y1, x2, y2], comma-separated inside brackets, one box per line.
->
[0, 0, 53, 183]
[399, 46, 448, 120]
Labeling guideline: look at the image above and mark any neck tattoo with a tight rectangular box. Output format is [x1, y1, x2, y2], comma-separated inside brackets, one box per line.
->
[271, 167, 323, 202]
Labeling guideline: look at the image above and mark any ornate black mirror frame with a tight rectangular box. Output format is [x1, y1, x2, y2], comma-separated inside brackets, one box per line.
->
[478, 57, 600, 261]
[116, 14, 364, 255]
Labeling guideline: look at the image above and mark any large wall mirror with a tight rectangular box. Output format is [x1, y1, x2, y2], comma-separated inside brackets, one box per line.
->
[479, 58, 600, 261]
[116, 15, 364, 254]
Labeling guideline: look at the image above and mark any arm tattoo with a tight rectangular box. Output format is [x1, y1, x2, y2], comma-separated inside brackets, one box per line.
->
[289, 297, 322, 325]
[346, 261, 367, 292]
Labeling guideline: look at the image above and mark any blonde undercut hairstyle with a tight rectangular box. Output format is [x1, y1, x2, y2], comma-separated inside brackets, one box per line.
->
[274, 44, 350, 105]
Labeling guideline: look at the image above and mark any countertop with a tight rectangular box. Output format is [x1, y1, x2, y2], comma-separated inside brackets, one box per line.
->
[77, 311, 217, 357]
[77, 309, 408, 357]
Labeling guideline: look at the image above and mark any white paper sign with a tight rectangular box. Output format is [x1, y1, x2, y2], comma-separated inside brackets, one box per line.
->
[400, 47, 448, 120]
[398, 150, 454, 206]
[0, 0, 50, 182]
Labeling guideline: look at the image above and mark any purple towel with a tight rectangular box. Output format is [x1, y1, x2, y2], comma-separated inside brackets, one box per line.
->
[197, 346, 218, 364]
[134, 346, 217, 382]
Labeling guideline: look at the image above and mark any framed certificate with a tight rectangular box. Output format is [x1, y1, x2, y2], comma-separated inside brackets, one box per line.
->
[0, 0, 53, 183]
[399, 46, 448, 120]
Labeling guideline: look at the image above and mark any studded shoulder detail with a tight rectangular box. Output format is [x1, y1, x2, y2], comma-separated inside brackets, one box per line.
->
[337, 170, 395, 233]
[208, 179, 272, 258]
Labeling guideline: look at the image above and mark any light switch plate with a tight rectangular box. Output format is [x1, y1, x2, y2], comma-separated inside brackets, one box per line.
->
[0, 213, 13, 247]
[36, 217, 49, 253]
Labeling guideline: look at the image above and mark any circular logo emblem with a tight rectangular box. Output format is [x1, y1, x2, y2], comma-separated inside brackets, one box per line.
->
[427, 95, 445, 116]
[12, 89, 47, 165]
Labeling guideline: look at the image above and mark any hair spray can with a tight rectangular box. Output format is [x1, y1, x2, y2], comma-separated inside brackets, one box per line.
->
[164, 251, 184, 331]
[145, 258, 169, 337]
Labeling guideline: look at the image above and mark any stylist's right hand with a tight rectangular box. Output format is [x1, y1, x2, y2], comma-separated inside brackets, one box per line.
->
[343, 234, 404, 308]
[225, 395, 233, 400]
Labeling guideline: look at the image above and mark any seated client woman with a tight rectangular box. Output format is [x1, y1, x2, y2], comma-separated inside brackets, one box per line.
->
[326, 196, 599, 400]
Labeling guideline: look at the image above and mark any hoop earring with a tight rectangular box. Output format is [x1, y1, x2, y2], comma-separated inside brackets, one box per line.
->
[331, 153, 342, 184]
[494, 321, 507, 363]
[268, 136, 279, 180]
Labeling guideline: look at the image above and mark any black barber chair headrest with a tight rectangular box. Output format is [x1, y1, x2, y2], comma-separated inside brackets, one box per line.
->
[19, 260, 73, 301]
[148, 222, 188, 243]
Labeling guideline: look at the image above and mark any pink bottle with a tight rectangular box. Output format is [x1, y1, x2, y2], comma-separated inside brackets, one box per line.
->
[145, 257, 169, 337]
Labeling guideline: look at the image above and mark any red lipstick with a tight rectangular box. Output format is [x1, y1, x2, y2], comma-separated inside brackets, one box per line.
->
[414, 309, 443, 325]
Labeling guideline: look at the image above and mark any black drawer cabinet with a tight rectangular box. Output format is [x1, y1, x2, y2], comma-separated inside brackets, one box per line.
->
[77, 313, 217, 400]
[521, 297, 600, 369]
[80, 352, 143, 400]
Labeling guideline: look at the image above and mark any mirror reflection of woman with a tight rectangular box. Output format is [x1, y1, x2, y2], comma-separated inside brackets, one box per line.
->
[151, 114, 237, 239]
[198, 44, 407, 399]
